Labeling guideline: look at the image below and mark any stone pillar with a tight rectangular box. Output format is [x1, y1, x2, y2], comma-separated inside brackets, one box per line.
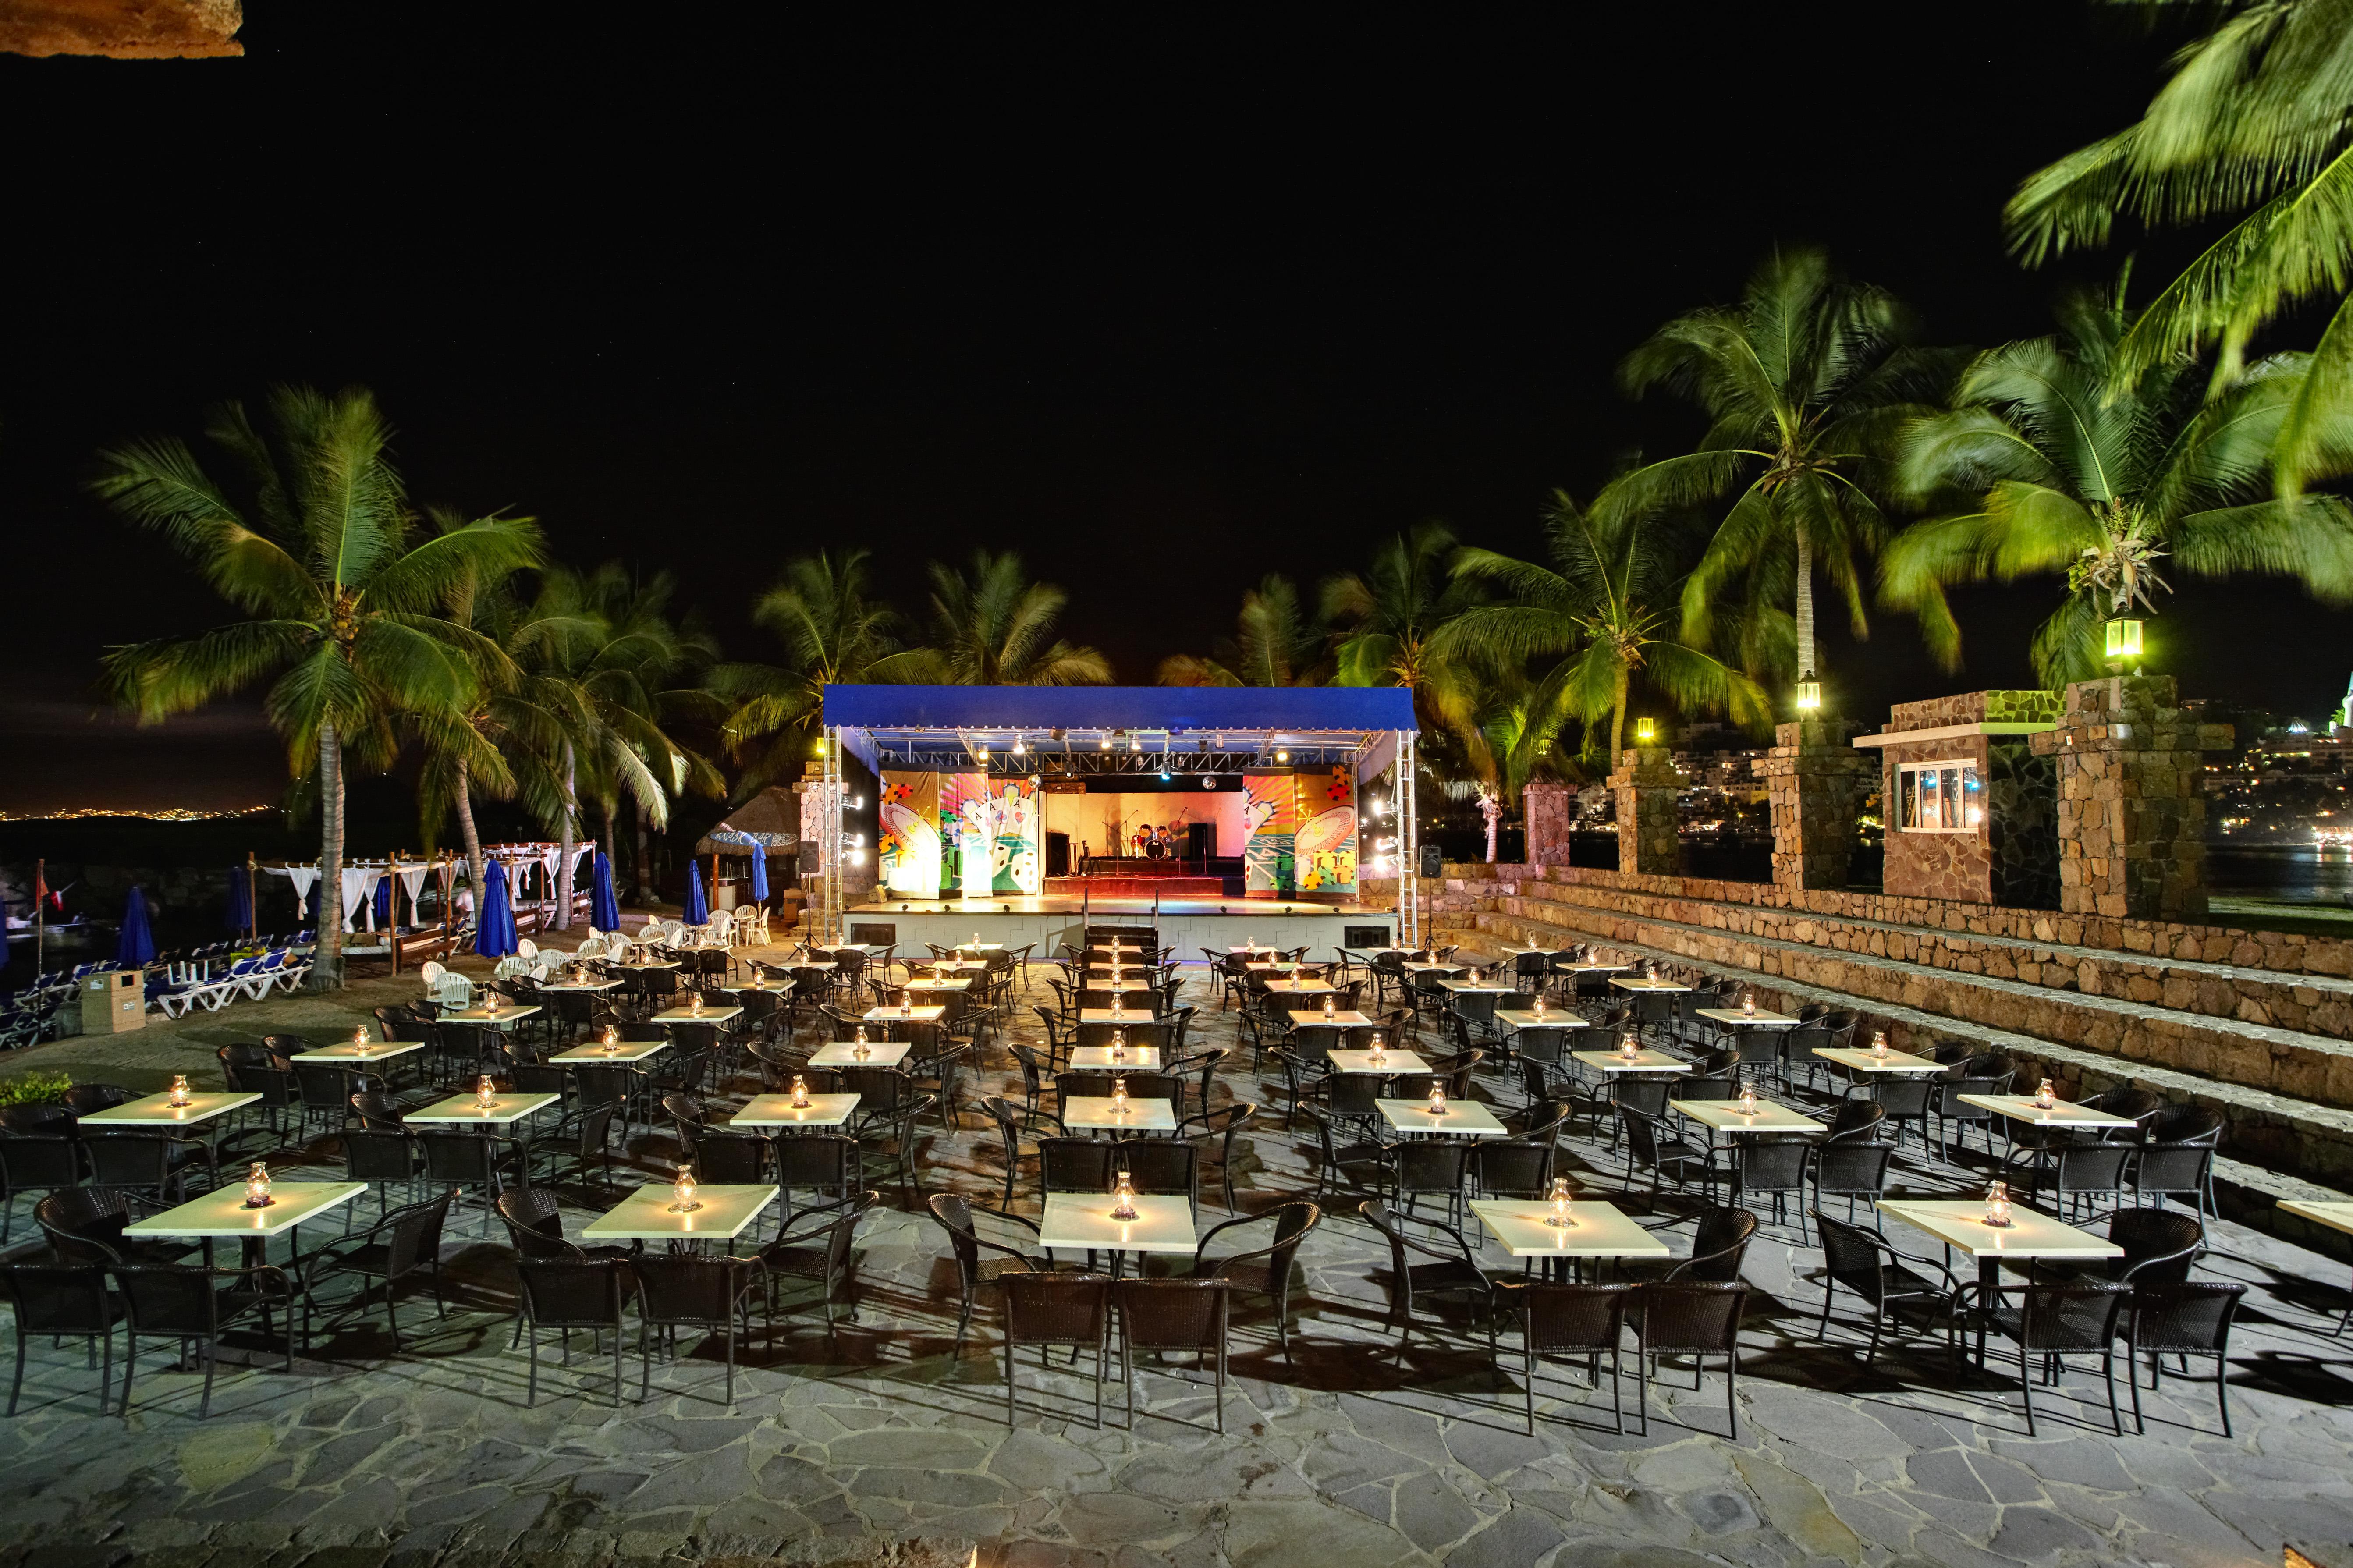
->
[1522, 780, 1574, 867]
[2032, 675, 2231, 922]
[1607, 747, 1682, 876]
[1757, 719, 1864, 892]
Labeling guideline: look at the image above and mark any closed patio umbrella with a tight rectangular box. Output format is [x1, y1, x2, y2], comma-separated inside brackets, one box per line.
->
[592, 851, 621, 931]
[749, 848, 770, 905]
[684, 861, 709, 925]
[374, 876, 393, 929]
[115, 886, 156, 967]
[477, 859, 518, 958]
[225, 866, 251, 934]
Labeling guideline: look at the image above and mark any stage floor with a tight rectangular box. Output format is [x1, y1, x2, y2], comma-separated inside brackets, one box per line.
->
[841, 895, 1405, 961]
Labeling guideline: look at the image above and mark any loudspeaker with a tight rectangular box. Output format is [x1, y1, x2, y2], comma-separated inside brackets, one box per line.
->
[797, 841, 820, 874]
[1418, 844, 1443, 879]
[1185, 822, 1214, 859]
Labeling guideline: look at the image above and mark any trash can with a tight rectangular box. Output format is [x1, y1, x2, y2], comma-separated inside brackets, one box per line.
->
[79, 969, 146, 1035]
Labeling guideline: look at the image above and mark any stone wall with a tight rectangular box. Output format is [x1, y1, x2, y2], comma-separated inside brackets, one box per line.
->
[1522, 781, 1573, 868]
[1393, 859, 2353, 979]
[2037, 674, 2229, 922]
[1607, 748, 1681, 876]
[1757, 720, 1863, 891]
[1987, 741, 2060, 908]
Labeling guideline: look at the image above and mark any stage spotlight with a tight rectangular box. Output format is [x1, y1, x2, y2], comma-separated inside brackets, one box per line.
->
[1099, 733, 1112, 750]
[1202, 776, 1217, 789]
[1012, 738, 1027, 756]
[1159, 768, 1171, 781]
[1275, 749, 1289, 763]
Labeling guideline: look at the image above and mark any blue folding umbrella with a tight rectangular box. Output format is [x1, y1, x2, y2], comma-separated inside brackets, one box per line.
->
[749, 848, 770, 904]
[684, 861, 709, 925]
[115, 886, 156, 967]
[592, 851, 621, 931]
[374, 876, 393, 929]
[226, 867, 251, 934]
[477, 860, 518, 957]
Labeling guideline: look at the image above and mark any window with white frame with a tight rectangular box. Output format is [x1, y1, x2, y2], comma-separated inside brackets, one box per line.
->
[1895, 760, 1981, 833]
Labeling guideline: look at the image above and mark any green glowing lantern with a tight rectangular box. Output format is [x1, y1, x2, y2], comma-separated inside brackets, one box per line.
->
[2103, 617, 2144, 663]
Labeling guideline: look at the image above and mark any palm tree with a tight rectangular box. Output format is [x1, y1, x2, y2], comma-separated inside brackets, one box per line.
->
[912, 550, 1113, 685]
[1883, 283, 2353, 685]
[1437, 490, 1771, 765]
[568, 566, 726, 922]
[95, 387, 540, 986]
[715, 549, 921, 799]
[1322, 521, 1485, 732]
[1157, 575, 1327, 685]
[1595, 248, 1949, 699]
[2007, 0, 2353, 489]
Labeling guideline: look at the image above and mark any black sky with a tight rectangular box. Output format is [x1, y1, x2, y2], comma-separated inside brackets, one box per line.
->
[4, 4, 2339, 816]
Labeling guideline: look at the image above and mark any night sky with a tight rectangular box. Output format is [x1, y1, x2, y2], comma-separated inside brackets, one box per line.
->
[4, 4, 2334, 817]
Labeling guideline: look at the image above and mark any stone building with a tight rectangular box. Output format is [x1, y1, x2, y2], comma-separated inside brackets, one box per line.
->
[1855, 690, 2063, 907]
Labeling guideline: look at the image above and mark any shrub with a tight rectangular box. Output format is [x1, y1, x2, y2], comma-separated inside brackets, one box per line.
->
[0, 1071, 73, 1107]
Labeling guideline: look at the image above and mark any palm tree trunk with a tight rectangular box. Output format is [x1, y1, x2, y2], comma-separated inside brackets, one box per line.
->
[1794, 519, 1817, 682]
[454, 754, 486, 926]
[555, 741, 577, 932]
[1609, 665, 1631, 760]
[312, 724, 345, 990]
[633, 804, 653, 903]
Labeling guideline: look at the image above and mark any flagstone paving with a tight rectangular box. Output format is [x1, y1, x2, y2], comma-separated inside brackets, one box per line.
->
[4, 943, 2353, 1566]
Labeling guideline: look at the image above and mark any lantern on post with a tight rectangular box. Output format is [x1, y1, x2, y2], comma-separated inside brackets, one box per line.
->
[1794, 673, 1822, 712]
[1634, 717, 1657, 745]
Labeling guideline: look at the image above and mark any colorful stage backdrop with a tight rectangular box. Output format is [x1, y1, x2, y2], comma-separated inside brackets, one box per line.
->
[1242, 766, 1357, 897]
[885, 771, 1041, 897]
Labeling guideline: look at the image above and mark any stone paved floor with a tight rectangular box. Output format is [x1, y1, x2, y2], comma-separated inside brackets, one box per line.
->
[5, 948, 2353, 1566]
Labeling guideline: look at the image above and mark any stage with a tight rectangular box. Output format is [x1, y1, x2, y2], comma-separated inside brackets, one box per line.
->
[840, 894, 1403, 963]
[1043, 875, 1224, 898]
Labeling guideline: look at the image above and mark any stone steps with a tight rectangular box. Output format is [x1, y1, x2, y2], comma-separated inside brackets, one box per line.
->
[1419, 866, 2353, 1043]
[1434, 902, 2353, 1206]
[1472, 882, 2353, 1114]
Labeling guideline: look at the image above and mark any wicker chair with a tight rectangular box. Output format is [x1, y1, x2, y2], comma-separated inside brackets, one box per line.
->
[1114, 1278, 1231, 1433]
[998, 1270, 1114, 1427]
[1501, 1280, 1633, 1433]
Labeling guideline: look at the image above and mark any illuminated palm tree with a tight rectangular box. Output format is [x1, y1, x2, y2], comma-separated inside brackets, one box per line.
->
[1883, 282, 2353, 685]
[95, 387, 539, 986]
[1323, 521, 1484, 734]
[1158, 575, 1328, 685]
[911, 550, 1113, 685]
[1596, 248, 1948, 700]
[715, 549, 921, 798]
[1437, 491, 1771, 763]
[2007, 0, 2353, 489]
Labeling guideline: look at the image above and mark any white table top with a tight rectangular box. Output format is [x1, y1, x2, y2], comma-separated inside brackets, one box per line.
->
[1061, 1096, 1178, 1132]
[1554, 962, 1631, 972]
[2279, 1199, 2353, 1238]
[549, 1039, 667, 1064]
[1039, 1192, 1196, 1255]
[1288, 1009, 1372, 1026]
[288, 1040, 427, 1063]
[1378, 1099, 1508, 1137]
[653, 1005, 744, 1025]
[929, 959, 990, 973]
[1958, 1094, 2138, 1130]
[581, 1182, 777, 1242]
[619, 960, 680, 972]
[1879, 1199, 2125, 1262]
[808, 1041, 913, 1068]
[1671, 1097, 1827, 1135]
[405, 1091, 561, 1126]
[80, 1091, 259, 1128]
[1817, 1046, 1945, 1075]
[906, 976, 972, 992]
[1328, 1049, 1429, 1075]
[1401, 963, 1466, 976]
[731, 1092, 861, 1129]
[1437, 978, 1516, 993]
[788, 958, 838, 972]
[1077, 1008, 1156, 1025]
[542, 978, 624, 993]
[1611, 978, 1690, 993]
[1470, 1199, 1672, 1260]
[954, 941, 1007, 952]
[125, 1180, 366, 1239]
[1228, 945, 1279, 954]
[1571, 1048, 1685, 1074]
[1086, 965, 1153, 976]
[1696, 1008, 1800, 1027]
[1069, 1046, 1163, 1071]
[1493, 1009, 1568, 1030]
[866, 1004, 947, 1023]
[1264, 979, 1336, 994]
[442, 1004, 543, 1025]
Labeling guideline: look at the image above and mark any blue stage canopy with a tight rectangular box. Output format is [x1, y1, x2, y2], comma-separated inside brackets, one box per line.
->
[821, 685, 1416, 734]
